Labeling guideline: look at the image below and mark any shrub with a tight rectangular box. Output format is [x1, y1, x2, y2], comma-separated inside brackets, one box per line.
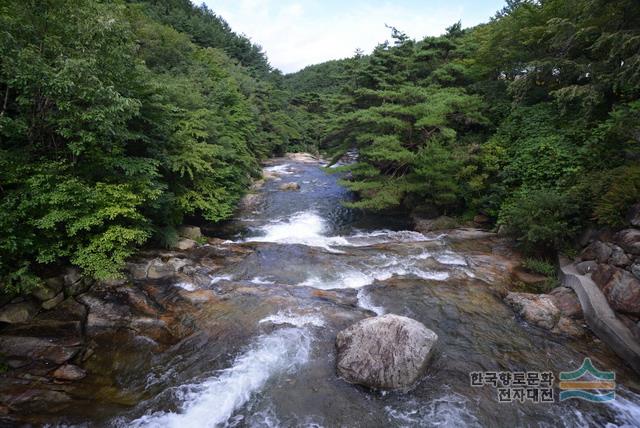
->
[593, 165, 640, 227]
[498, 188, 580, 255]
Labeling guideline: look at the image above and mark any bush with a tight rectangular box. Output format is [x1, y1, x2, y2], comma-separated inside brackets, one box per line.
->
[498, 188, 580, 255]
[593, 165, 640, 227]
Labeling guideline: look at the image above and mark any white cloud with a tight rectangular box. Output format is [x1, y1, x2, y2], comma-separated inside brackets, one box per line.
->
[205, 0, 480, 73]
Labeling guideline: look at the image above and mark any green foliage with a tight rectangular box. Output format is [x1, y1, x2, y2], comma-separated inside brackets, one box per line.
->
[593, 165, 640, 227]
[522, 258, 556, 277]
[289, 0, 640, 256]
[498, 189, 581, 254]
[0, 0, 301, 293]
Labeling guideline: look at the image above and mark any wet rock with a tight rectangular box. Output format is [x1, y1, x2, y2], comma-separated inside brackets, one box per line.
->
[31, 284, 58, 302]
[51, 364, 86, 381]
[262, 170, 278, 180]
[335, 314, 438, 390]
[549, 287, 583, 319]
[126, 262, 149, 280]
[609, 244, 631, 267]
[619, 314, 640, 341]
[178, 225, 201, 240]
[100, 277, 128, 287]
[552, 317, 585, 337]
[592, 263, 617, 290]
[173, 238, 197, 251]
[146, 258, 175, 279]
[0, 336, 80, 364]
[615, 229, 640, 255]
[580, 240, 612, 263]
[78, 289, 174, 344]
[279, 182, 300, 191]
[443, 228, 495, 242]
[413, 216, 458, 233]
[39, 297, 87, 322]
[179, 289, 217, 304]
[239, 193, 261, 209]
[576, 260, 598, 275]
[627, 203, 640, 227]
[41, 292, 64, 310]
[0, 301, 38, 324]
[64, 278, 92, 297]
[604, 270, 640, 315]
[286, 152, 319, 163]
[207, 237, 227, 246]
[631, 263, 640, 280]
[504, 292, 560, 330]
[165, 257, 192, 272]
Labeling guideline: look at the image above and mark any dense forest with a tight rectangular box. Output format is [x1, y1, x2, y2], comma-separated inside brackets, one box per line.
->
[1, 0, 639, 294]
[287, 0, 640, 254]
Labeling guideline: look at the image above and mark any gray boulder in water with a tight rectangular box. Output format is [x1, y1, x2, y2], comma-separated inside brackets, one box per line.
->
[335, 314, 438, 390]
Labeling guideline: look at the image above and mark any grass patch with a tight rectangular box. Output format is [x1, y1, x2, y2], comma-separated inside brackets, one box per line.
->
[522, 258, 556, 277]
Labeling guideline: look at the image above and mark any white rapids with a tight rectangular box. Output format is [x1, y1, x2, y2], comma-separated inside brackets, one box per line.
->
[126, 314, 321, 428]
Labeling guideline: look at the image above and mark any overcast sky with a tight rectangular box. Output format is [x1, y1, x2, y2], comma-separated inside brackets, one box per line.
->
[200, 0, 506, 74]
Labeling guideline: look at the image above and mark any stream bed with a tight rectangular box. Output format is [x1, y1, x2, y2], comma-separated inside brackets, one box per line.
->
[5, 157, 640, 427]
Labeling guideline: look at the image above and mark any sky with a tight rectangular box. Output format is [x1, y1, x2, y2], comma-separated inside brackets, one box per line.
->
[200, 0, 506, 74]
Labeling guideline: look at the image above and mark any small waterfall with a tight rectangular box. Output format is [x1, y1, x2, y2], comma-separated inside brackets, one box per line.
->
[126, 320, 316, 428]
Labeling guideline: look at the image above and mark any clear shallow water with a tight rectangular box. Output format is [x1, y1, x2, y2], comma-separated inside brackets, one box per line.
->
[110, 158, 640, 428]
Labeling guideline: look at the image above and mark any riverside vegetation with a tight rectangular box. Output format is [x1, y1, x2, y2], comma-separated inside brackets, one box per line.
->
[1, 0, 640, 296]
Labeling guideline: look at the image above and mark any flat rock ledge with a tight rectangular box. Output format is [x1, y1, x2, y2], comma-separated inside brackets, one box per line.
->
[336, 314, 437, 390]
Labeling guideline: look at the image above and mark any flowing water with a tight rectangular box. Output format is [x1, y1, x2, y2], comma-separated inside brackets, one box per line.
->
[45, 158, 640, 427]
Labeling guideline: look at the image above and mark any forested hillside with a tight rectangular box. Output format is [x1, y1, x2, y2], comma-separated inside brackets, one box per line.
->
[1, 0, 639, 294]
[287, 0, 640, 256]
[0, 0, 304, 293]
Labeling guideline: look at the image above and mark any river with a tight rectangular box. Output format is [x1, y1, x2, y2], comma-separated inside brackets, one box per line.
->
[44, 156, 640, 426]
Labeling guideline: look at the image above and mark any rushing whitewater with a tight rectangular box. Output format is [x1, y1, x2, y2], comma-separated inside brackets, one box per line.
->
[128, 323, 315, 428]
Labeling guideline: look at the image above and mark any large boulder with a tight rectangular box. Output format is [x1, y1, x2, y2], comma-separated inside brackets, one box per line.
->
[146, 258, 176, 279]
[505, 292, 584, 336]
[41, 292, 64, 310]
[549, 287, 583, 319]
[178, 225, 201, 240]
[580, 240, 612, 263]
[0, 301, 38, 324]
[504, 292, 560, 330]
[592, 263, 617, 289]
[609, 244, 631, 267]
[604, 270, 640, 316]
[615, 229, 640, 255]
[174, 238, 197, 251]
[413, 216, 458, 233]
[335, 314, 437, 390]
[279, 182, 300, 191]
